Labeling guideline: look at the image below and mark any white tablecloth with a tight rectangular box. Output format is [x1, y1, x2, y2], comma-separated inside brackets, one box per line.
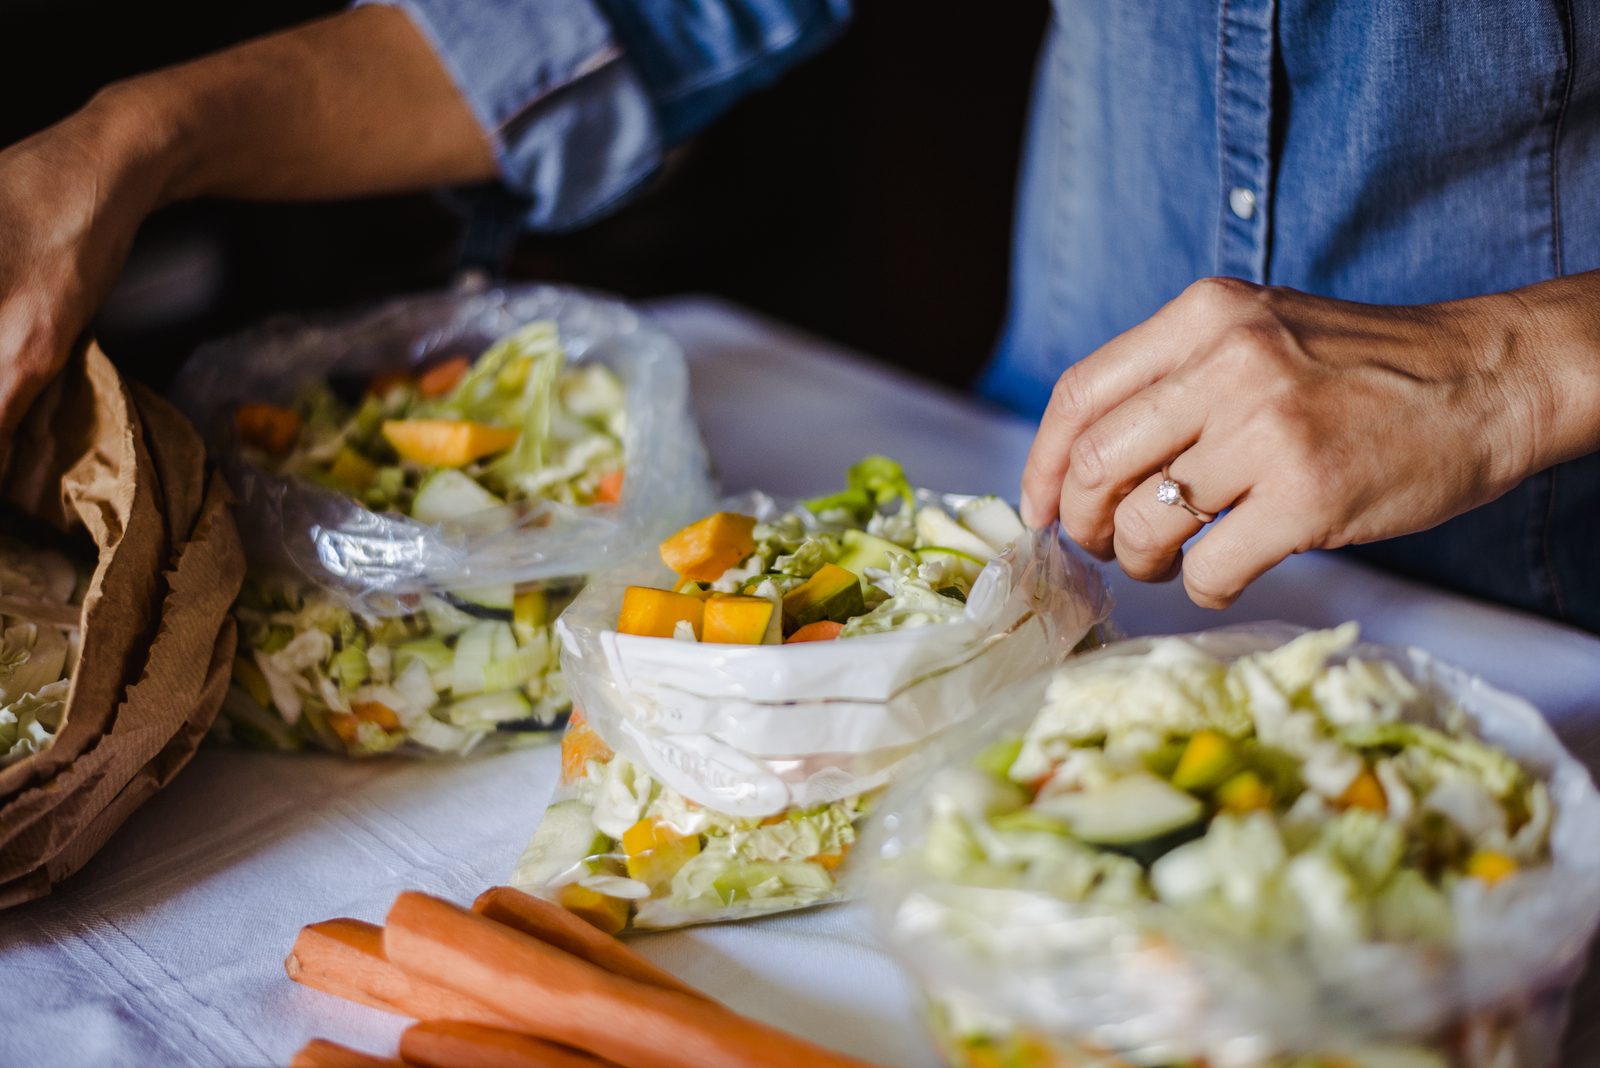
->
[3, 296, 1597, 1067]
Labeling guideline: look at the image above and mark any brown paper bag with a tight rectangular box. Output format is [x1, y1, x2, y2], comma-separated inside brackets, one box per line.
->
[0, 342, 245, 906]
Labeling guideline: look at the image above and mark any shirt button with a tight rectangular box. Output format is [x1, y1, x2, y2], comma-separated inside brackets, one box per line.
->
[1229, 186, 1257, 220]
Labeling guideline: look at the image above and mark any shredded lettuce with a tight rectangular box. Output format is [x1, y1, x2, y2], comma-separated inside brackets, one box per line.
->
[225, 578, 577, 756]
[254, 318, 626, 517]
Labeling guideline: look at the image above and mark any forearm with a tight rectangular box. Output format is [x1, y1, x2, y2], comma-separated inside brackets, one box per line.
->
[87, 5, 494, 212]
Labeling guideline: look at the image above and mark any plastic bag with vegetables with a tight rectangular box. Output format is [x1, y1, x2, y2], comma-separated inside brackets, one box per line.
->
[508, 457, 1112, 930]
[170, 284, 709, 608]
[868, 624, 1600, 1068]
[172, 285, 712, 757]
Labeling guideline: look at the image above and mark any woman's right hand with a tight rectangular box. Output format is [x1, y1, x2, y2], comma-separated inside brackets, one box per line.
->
[0, 85, 175, 464]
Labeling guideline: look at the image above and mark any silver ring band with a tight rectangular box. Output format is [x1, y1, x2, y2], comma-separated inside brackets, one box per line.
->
[1156, 464, 1216, 523]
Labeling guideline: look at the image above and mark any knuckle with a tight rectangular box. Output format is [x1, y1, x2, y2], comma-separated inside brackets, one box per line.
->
[1114, 504, 1163, 559]
[1183, 555, 1238, 608]
[1182, 276, 1252, 318]
[1048, 367, 1091, 426]
[1068, 434, 1107, 490]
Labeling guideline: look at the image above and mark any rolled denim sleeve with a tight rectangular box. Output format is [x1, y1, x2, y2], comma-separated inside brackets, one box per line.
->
[596, 0, 852, 143]
[360, 0, 664, 232]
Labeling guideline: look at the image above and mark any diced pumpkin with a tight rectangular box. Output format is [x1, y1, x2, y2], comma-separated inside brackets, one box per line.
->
[350, 700, 400, 731]
[512, 589, 548, 644]
[810, 843, 851, 872]
[234, 402, 302, 455]
[368, 370, 412, 398]
[659, 512, 758, 583]
[621, 818, 702, 890]
[328, 712, 361, 746]
[781, 564, 864, 632]
[416, 355, 471, 398]
[381, 419, 520, 468]
[556, 883, 630, 935]
[785, 620, 845, 644]
[561, 709, 613, 784]
[1171, 730, 1241, 793]
[701, 595, 775, 645]
[616, 586, 704, 640]
[1466, 849, 1518, 886]
[327, 447, 380, 492]
[595, 468, 625, 504]
[1339, 768, 1387, 813]
[1215, 770, 1273, 814]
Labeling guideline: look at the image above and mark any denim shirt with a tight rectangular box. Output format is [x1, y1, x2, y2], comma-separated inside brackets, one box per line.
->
[376, 0, 1600, 631]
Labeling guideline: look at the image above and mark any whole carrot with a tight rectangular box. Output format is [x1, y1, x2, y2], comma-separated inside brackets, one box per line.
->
[290, 1038, 406, 1068]
[400, 1020, 615, 1068]
[471, 887, 706, 1001]
[286, 918, 517, 1029]
[384, 892, 882, 1068]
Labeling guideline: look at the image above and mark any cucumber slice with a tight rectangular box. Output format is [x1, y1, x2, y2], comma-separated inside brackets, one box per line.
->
[915, 506, 998, 561]
[394, 637, 452, 678]
[410, 468, 504, 524]
[957, 496, 1027, 554]
[446, 689, 532, 726]
[836, 529, 912, 577]
[451, 621, 513, 696]
[511, 799, 610, 889]
[1035, 773, 1205, 847]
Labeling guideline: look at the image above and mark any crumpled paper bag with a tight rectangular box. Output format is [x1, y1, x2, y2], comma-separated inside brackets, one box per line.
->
[0, 342, 245, 907]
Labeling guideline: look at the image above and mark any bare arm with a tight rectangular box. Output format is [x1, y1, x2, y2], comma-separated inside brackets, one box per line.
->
[0, 6, 492, 456]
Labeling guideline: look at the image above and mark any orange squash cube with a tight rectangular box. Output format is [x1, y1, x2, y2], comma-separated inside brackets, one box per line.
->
[701, 595, 775, 645]
[1339, 768, 1387, 813]
[658, 512, 758, 582]
[594, 468, 625, 504]
[556, 883, 630, 935]
[621, 818, 702, 890]
[616, 586, 705, 639]
[234, 403, 302, 455]
[381, 419, 520, 467]
[350, 700, 400, 731]
[416, 355, 471, 398]
[560, 710, 613, 784]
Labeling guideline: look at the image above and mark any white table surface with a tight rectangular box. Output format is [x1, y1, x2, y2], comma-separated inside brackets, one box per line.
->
[3, 295, 1597, 1067]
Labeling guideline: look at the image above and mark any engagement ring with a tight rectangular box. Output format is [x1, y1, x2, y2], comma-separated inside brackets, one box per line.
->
[1157, 465, 1216, 523]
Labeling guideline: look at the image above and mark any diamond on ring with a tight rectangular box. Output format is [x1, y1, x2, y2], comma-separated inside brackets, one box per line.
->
[1156, 465, 1218, 523]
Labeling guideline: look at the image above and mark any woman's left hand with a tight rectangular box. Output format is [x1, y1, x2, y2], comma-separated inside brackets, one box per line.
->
[1019, 276, 1589, 609]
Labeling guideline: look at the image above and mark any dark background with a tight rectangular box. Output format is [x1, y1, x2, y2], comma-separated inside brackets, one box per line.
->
[0, 0, 1049, 391]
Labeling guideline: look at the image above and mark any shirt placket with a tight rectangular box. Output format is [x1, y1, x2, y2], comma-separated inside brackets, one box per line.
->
[1215, 0, 1277, 281]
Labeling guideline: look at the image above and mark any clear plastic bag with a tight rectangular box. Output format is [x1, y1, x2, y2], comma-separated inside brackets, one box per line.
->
[216, 575, 581, 758]
[169, 283, 712, 613]
[868, 624, 1600, 1068]
[507, 492, 1112, 930]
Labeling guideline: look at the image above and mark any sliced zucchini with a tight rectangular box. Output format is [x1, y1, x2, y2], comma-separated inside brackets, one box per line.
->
[1035, 773, 1205, 849]
[410, 468, 504, 524]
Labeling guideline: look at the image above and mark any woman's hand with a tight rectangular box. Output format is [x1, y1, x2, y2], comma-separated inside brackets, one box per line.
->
[0, 89, 173, 462]
[1020, 276, 1600, 609]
